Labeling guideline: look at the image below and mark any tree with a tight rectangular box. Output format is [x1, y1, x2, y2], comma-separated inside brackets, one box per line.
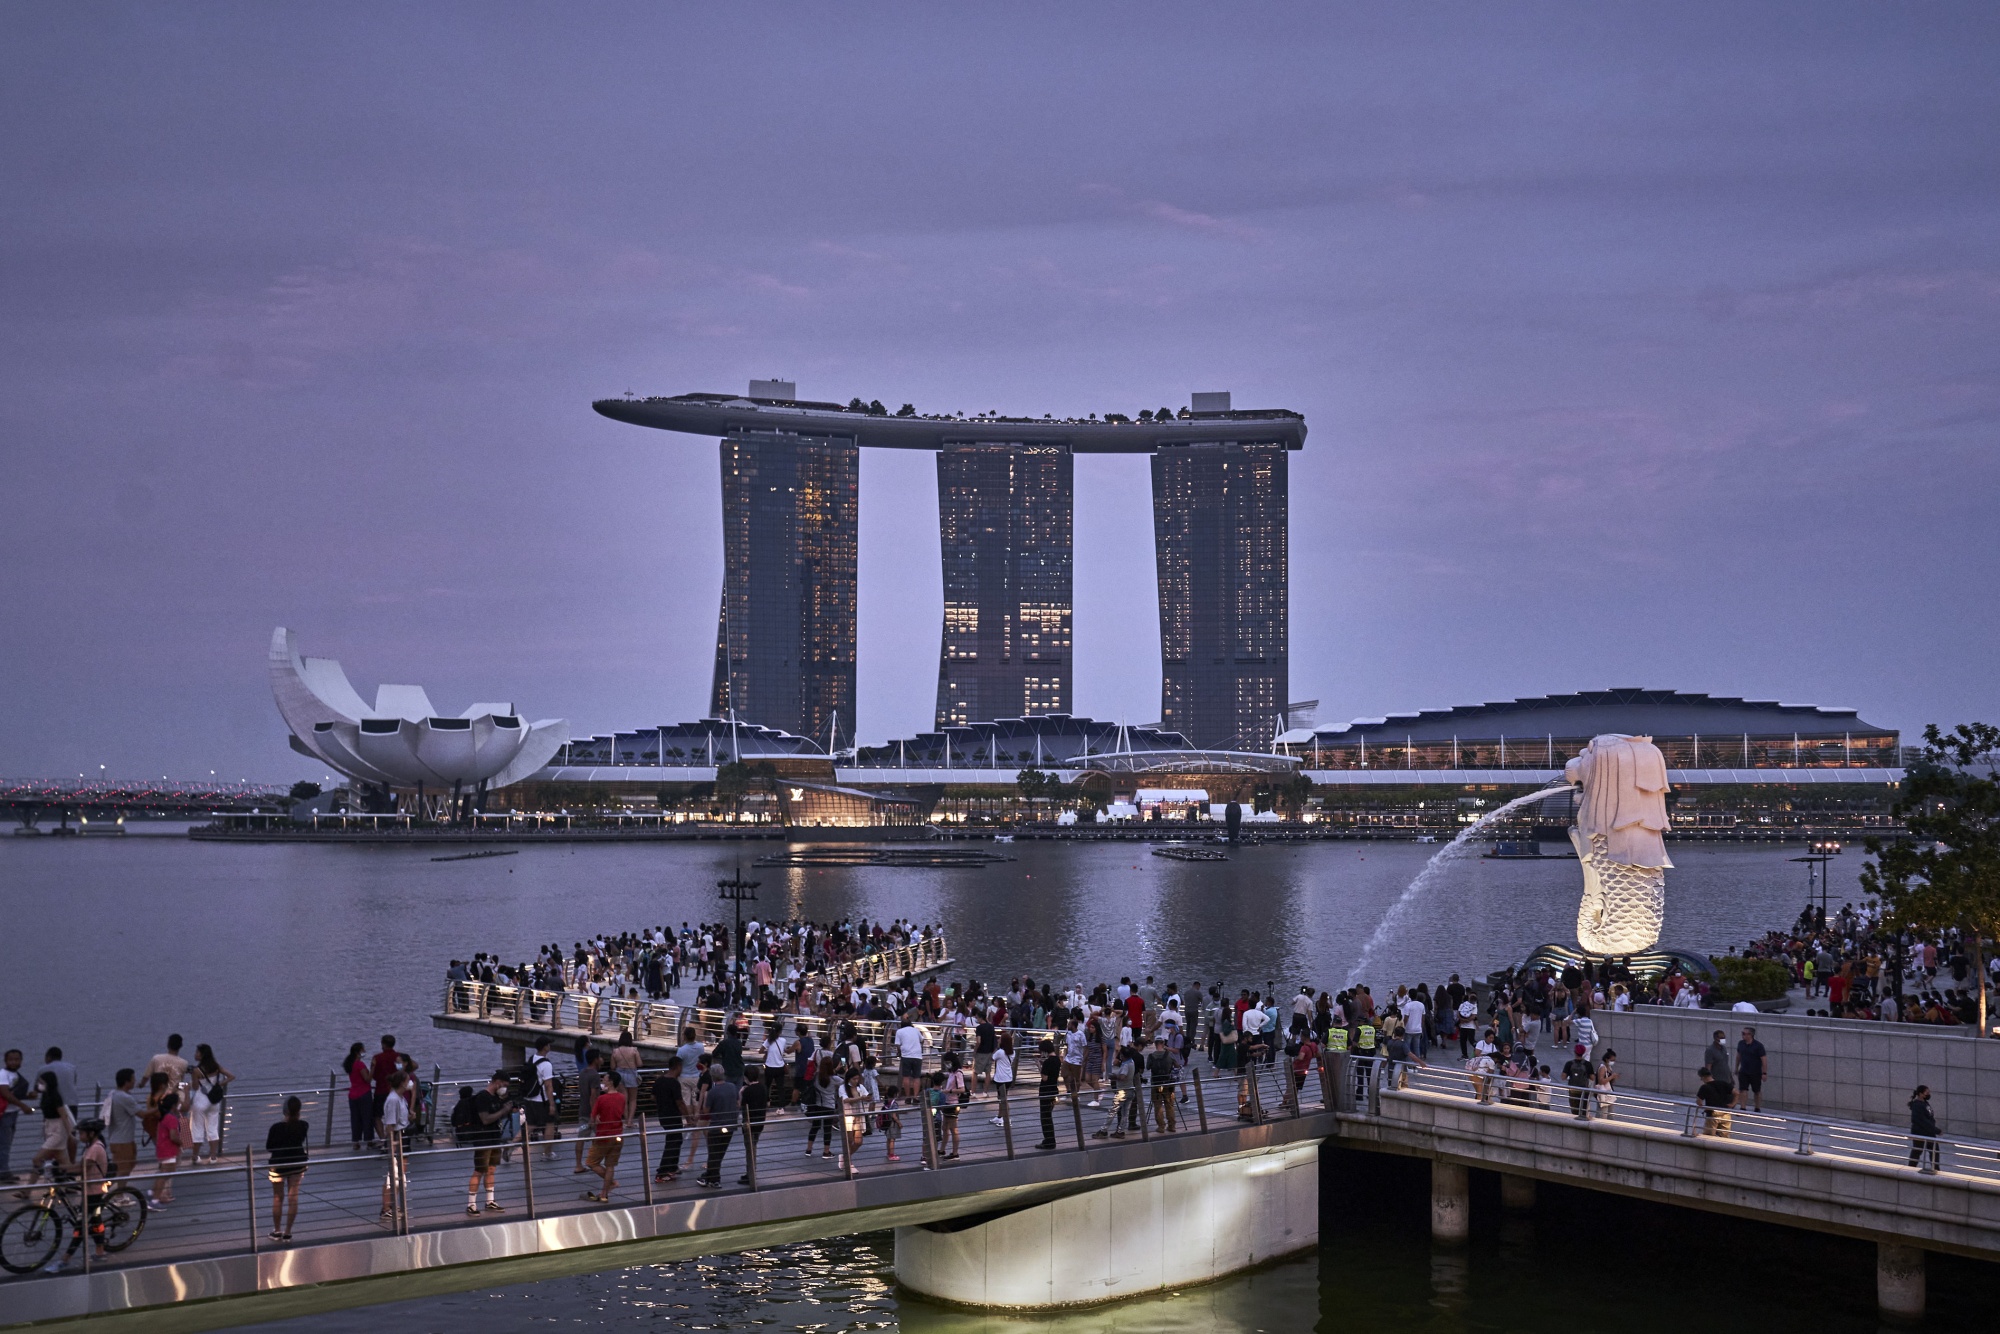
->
[1275, 771, 1313, 819]
[896, 403, 916, 417]
[288, 781, 322, 802]
[1860, 722, 2000, 1034]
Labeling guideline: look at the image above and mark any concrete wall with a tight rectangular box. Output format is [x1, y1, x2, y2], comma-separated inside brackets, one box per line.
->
[894, 1143, 1319, 1308]
[1588, 1006, 2000, 1139]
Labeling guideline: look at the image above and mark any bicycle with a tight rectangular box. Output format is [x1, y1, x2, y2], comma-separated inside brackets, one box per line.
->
[0, 1176, 148, 1274]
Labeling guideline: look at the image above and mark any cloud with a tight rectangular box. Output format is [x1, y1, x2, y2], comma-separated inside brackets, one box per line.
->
[1700, 267, 2000, 323]
[1080, 183, 1265, 242]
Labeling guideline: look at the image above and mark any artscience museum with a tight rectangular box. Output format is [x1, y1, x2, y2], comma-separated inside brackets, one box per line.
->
[270, 628, 567, 799]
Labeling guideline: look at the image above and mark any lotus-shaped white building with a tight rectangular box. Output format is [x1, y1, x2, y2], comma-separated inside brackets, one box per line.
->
[270, 628, 567, 791]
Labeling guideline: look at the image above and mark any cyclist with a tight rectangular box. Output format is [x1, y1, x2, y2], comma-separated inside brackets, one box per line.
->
[44, 1117, 109, 1273]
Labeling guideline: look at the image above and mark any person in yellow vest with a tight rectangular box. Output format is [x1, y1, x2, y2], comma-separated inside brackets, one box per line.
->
[1353, 1021, 1378, 1101]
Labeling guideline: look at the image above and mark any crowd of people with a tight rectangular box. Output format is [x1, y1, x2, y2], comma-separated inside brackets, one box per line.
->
[445, 917, 944, 1013]
[1736, 901, 1995, 1025]
[0, 1031, 444, 1266]
[10, 909, 1980, 1270]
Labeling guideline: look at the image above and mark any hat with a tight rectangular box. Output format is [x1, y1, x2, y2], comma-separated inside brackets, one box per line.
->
[1574, 1043, 1587, 1056]
[76, 1117, 105, 1134]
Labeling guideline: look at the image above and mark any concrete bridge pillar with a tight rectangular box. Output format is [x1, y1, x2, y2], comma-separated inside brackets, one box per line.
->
[1499, 1172, 1535, 1211]
[1876, 1243, 1925, 1322]
[1430, 1160, 1470, 1243]
[894, 1143, 1318, 1307]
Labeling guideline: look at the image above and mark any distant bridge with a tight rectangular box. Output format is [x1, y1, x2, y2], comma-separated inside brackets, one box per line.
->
[0, 777, 291, 828]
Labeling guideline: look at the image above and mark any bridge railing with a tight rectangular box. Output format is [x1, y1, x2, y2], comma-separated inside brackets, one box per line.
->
[0, 1055, 1319, 1287]
[1378, 1061, 2000, 1185]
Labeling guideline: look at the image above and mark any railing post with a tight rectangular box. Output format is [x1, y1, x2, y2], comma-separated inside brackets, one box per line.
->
[1191, 1066, 1209, 1133]
[837, 1088, 854, 1180]
[1795, 1119, 1814, 1157]
[1247, 1065, 1264, 1122]
[521, 1120, 536, 1218]
[392, 1130, 410, 1235]
[638, 1114, 653, 1206]
[741, 1102, 758, 1190]
[80, 1158, 93, 1274]
[244, 1147, 260, 1254]
[1069, 1091, 1086, 1150]
[999, 1084, 1015, 1159]
[325, 1072, 337, 1149]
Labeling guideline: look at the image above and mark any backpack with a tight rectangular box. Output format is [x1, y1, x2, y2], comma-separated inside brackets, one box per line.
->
[449, 1093, 479, 1142]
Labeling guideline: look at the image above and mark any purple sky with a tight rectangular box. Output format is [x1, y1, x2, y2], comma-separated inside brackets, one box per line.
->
[5, 4, 1998, 781]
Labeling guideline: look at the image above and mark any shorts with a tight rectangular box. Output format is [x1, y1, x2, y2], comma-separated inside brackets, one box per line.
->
[267, 1164, 307, 1184]
[619, 1070, 638, 1089]
[526, 1100, 552, 1127]
[973, 1053, 993, 1077]
[472, 1147, 503, 1171]
[899, 1058, 923, 1082]
[1737, 1075, 1762, 1093]
[585, 1139, 623, 1171]
[40, 1120, 68, 1152]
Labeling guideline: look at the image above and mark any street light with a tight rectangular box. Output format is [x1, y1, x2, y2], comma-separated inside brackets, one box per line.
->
[716, 859, 760, 1005]
[1790, 839, 1843, 922]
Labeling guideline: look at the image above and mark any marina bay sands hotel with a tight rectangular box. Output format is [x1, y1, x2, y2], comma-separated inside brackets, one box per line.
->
[593, 383, 1306, 752]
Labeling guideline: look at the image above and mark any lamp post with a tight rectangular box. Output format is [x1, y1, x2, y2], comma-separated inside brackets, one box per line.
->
[717, 860, 760, 1005]
[1791, 839, 1843, 924]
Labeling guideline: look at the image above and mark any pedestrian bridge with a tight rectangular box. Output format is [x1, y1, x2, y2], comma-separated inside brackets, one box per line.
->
[6, 1057, 1997, 1328]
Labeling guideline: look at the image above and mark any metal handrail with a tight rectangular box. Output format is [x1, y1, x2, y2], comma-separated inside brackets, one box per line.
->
[1379, 1062, 2000, 1185]
[439, 977, 1063, 1060]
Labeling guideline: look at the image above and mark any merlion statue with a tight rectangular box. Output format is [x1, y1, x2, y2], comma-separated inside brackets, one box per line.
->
[1565, 733, 1671, 954]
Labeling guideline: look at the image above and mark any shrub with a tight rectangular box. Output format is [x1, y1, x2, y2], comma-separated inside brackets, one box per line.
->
[1708, 956, 1791, 1005]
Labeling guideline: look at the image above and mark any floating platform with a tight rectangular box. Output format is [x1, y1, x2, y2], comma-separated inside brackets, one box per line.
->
[1152, 846, 1229, 862]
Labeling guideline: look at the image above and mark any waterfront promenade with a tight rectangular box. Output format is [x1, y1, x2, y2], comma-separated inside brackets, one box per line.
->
[6, 1050, 1998, 1328]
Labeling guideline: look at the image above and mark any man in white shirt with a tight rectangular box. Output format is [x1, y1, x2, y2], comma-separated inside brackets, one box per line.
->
[763, 1028, 790, 1106]
[894, 1017, 926, 1092]
[1292, 989, 1314, 1023]
[1400, 996, 1427, 1056]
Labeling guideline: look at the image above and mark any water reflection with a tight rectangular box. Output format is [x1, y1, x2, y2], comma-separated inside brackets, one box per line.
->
[898, 1259, 1320, 1334]
[1425, 1249, 1470, 1313]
